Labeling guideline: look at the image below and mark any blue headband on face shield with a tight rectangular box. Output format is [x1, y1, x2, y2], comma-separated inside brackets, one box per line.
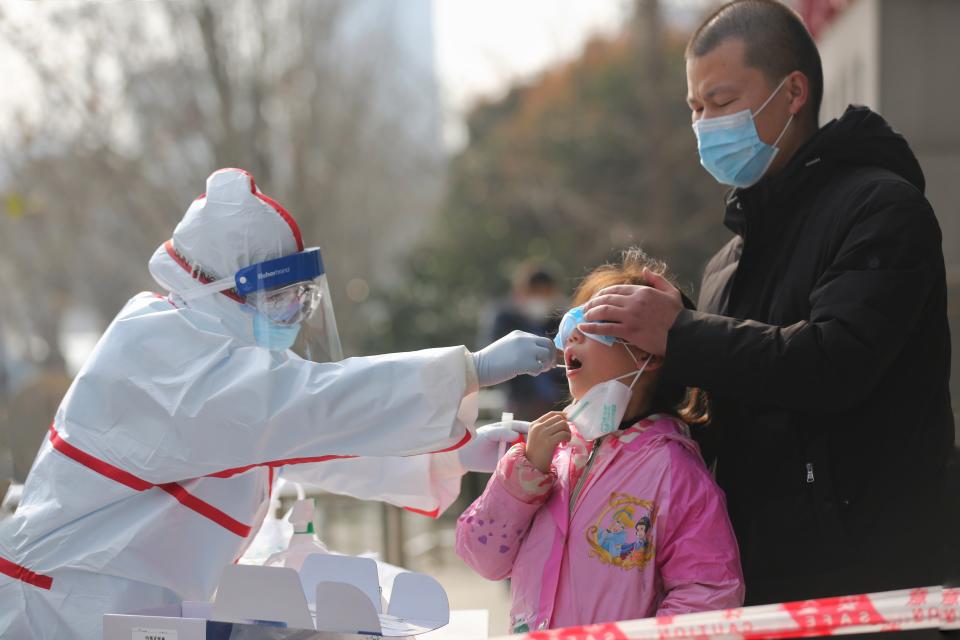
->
[234, 249, 324, 295]
[554, 305, 619, 349]
[236, 249, 325, 326]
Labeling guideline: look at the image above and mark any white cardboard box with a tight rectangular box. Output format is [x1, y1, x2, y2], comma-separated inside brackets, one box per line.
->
[104, 556, 450, 639]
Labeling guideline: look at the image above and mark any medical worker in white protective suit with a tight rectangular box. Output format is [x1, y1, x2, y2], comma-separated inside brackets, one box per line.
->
[0, 168, 555, 640]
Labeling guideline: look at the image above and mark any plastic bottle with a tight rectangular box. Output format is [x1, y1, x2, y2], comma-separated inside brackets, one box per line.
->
[264, 498, 329, 570]
[238, 493, 293, 565]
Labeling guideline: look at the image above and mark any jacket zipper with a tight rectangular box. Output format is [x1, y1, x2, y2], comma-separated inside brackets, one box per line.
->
[538, 438, 604, 631]
[569, 439, 603, 514]
[806, 462, 815, 483]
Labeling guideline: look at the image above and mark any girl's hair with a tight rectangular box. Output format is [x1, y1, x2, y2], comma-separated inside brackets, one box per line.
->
[571, 247, 710, 426]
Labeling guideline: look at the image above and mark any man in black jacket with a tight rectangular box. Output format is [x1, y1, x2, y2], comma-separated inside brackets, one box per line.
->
[580, 0, 955, 605]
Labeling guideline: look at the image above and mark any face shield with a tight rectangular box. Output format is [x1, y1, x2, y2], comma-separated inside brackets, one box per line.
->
[179, 247, 343, 362]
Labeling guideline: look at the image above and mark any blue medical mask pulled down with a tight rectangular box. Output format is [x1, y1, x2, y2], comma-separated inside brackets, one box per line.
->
[554, 305, 619, 350]
[692, 76, 793, 189]
[252, 313, 301, 351]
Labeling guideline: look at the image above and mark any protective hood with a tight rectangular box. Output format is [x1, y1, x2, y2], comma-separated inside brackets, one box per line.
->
[149, 168, 304, 340]
[803, 105, 925, 192]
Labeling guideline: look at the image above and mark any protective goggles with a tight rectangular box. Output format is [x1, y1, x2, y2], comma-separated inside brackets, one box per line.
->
[179, 248, 343, 361]
[553, 304, 621, 349]
[234, 250, 326, 326]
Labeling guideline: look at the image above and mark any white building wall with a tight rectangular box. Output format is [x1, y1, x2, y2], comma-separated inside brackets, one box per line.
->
[815, 0, 880, 123]
[816, 0, 960, 432]
[879, 0, 960, 273]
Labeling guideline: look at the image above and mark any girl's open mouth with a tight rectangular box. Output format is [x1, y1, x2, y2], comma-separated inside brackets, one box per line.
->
[565, 351, 583, 376]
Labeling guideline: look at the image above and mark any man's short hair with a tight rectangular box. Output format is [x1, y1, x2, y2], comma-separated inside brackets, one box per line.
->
[686, 0, 823, 124]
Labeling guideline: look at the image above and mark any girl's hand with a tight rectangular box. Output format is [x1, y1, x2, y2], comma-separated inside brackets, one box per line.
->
[525, 411, 571, 473]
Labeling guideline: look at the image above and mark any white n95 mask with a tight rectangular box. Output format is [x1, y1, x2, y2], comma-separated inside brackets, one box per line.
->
[563, 348, 653, 441]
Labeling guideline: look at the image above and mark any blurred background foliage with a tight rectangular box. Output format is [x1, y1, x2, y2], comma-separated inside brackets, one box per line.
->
[363, 7, 728, 354]
[0, 0, 446, 479]
[0, 0, 734, 478]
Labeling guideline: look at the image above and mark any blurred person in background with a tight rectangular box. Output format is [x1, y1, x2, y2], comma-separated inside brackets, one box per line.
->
[0, 168, 555, 639]
[481, 260, 568, 421]
[581, 0, 954, 605]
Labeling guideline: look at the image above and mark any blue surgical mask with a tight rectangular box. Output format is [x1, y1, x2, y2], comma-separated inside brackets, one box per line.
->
[554, 305, 619, 349]
[692, 76, 793, 189]
[252, 313, 301, 351]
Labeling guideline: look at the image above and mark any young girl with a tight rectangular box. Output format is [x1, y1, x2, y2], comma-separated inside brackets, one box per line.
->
[456, 249, 744, 632]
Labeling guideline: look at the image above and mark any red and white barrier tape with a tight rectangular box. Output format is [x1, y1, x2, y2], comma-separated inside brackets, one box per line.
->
[491, 585, 959, 639]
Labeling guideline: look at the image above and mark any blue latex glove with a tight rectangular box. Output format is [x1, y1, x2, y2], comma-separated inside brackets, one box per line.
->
[458, 421, 533, 473]
[471, 330, 556, 388]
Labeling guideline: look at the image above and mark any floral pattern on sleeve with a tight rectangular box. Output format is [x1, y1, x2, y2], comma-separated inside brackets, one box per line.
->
[495, 443, 556, 504]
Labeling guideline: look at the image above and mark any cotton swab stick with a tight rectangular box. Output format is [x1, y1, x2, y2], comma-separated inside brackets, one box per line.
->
[553, 348, 567, 368]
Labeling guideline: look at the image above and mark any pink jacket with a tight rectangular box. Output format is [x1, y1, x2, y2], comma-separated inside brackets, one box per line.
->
[456, 414, 744, 633]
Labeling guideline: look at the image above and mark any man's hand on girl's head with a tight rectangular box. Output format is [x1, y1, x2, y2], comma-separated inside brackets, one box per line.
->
[579, 269, 683, 357]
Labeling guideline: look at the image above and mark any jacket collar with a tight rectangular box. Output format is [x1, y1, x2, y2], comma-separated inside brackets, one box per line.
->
[613, 414, 693, 451]
[574, 414, 693, 455]
[722, 105, 923, 241]
[722, 130, 828, 240]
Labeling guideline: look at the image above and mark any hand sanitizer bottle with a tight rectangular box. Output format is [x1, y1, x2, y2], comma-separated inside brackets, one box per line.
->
[264, 498, 329, 570]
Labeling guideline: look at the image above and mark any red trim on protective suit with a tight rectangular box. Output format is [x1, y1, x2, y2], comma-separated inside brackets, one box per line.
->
[157, 484, 250, 538]
[49, 420, 470, 532]
[208, 430, 473, 480]
[163, 240, 245, 304]
[164, 168, 303, 305]
[257, 192, 303, 251]
[206, 454, 356, 479]
[153, 293, 180, 309]
[431, 429, 472, 454]
[49, 424, 252, 538]
[400, 431, 472, 519]
[49, 425, 152, 491]
[0, 556, 53, 590]
[207, 168, 304, 252]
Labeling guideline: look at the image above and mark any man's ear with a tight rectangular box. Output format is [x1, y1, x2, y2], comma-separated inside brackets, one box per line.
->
[785, 70, 810, 117]
[630, 348, 664, 371]
[643, 354, 665, 372]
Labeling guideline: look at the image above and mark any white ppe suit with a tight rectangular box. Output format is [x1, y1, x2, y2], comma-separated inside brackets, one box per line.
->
[0, 169, 482, 639]
[277, 420, 529, 516]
